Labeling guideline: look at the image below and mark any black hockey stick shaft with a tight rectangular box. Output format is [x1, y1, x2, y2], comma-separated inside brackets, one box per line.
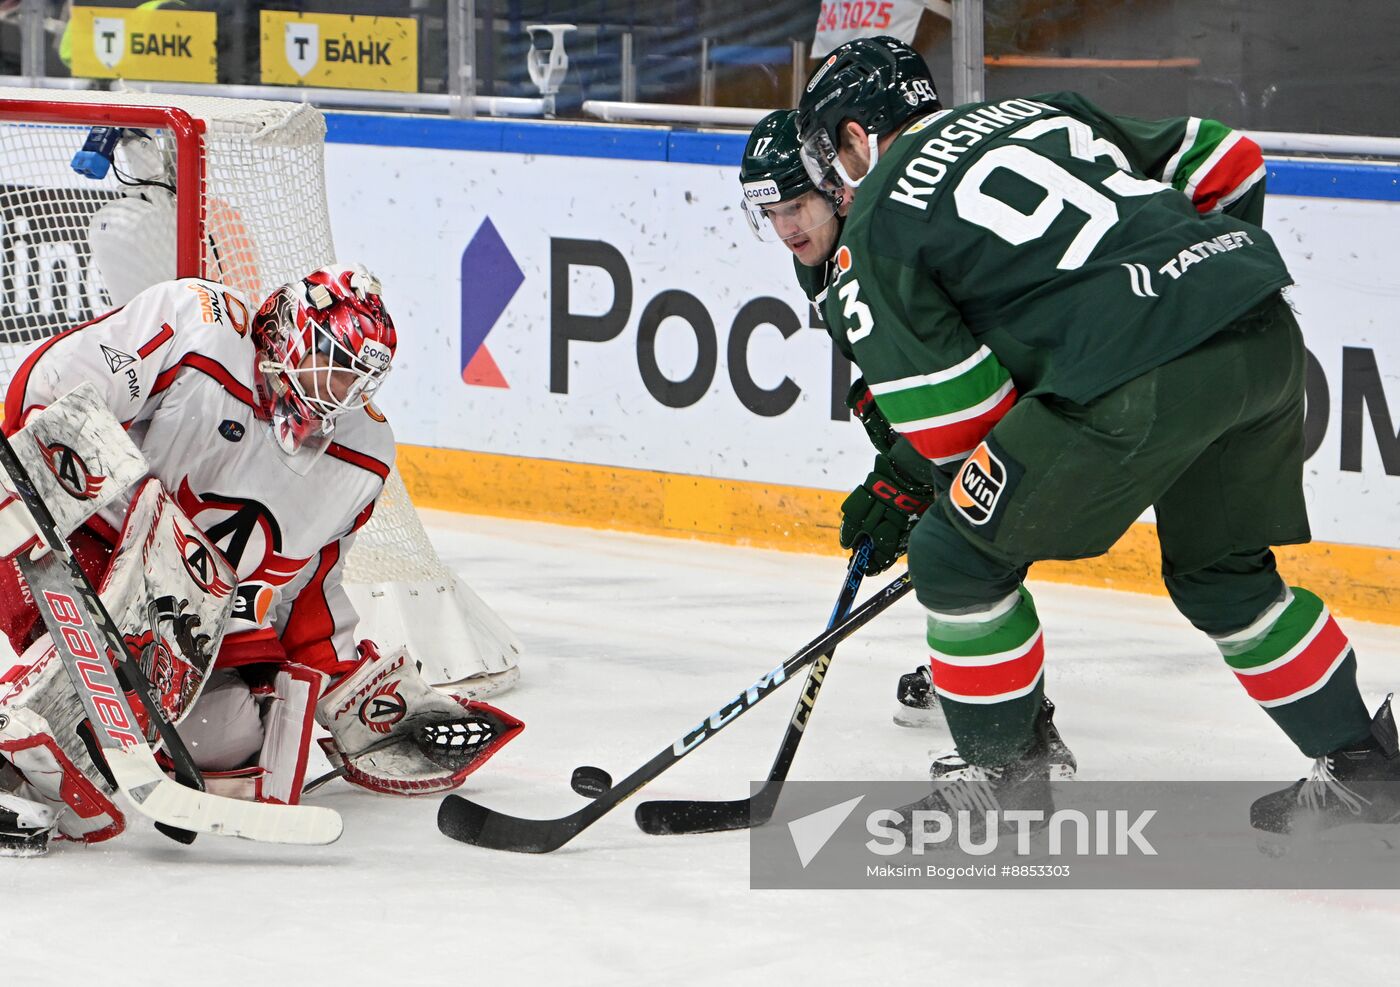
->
[0, 428, 203, 843]
[634, 538, 872, 836]
[437, 569, 913, 853]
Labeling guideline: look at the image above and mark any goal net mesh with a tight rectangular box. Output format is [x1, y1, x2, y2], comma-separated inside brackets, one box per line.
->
[0, 89, 511, 684]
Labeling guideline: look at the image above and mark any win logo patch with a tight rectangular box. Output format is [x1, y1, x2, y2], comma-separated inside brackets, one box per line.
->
[951, 441, 1011, 528]
[460, 218, 524, 389]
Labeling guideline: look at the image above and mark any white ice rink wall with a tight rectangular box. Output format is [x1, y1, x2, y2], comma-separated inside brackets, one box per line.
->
[322, 114, 1400, 624]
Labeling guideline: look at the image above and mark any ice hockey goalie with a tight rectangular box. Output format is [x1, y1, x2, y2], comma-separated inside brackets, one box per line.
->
[0, 264, 522, 852]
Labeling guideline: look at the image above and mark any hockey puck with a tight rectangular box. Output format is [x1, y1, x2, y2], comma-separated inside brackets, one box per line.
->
[570, 765, 612, 798]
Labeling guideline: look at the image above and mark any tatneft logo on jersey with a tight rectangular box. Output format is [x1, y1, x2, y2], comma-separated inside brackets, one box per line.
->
[742, 180, 783, 204]
[1122, 231, 1258, 299]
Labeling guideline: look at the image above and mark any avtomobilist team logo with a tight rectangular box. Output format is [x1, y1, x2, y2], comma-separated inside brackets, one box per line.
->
[459, 217, 523, 389]
[360, 679, 407, 733]
[35, 438, 104, 500]
[172, 522, 234, 598]
[951, 442, 1006, 526]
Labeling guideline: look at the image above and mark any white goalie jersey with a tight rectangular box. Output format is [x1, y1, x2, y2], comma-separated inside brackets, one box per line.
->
[3, 277, 395, 677]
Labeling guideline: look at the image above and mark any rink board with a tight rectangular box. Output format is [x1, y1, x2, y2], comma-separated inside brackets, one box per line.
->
[323, 114, 1400, 624]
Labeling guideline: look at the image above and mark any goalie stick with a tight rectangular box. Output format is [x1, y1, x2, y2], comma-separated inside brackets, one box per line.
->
[437, 568, 912, 853]
[633, 537, 871, 836]
[0, 429, 342, 846]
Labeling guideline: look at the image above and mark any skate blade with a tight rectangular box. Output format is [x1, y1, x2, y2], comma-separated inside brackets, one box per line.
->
[893, 704, 946, 729]
[0, 838, 50, 858]
[1257, 820, 1400, 859]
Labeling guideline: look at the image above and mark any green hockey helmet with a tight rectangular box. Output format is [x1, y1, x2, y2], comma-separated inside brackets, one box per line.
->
[796, 36, 940, 188]
[739, 109, 841, 244]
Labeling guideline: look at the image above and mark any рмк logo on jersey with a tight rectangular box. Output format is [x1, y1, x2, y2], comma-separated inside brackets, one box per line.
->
[459, 217, 522, 389]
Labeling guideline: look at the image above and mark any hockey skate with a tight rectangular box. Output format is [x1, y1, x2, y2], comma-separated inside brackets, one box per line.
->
[1251, 695, 1400, 848]
[0, 789, 57, 858]
[893, 664, 945, 729]
[894, 697, 1076, 847]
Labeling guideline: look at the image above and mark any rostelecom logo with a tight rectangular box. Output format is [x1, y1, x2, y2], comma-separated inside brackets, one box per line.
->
[459, 217, 523, 388]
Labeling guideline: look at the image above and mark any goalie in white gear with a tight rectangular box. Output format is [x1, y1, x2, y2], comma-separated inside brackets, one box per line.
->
[0, 264, 522, 852]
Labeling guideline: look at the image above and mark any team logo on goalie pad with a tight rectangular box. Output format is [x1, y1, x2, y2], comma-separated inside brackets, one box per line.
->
[951, 441, 1013, 529]
[173, 523, 234, 598]
[360, 679, 407, 733]
[34, 440, 104, 501]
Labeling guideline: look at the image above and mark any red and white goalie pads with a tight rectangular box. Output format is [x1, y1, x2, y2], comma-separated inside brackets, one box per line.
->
[0, 382, 147, 561]
[0, 471, 236, 843]
[99, 478, 237, 730]
[0, 639, 126, 843]
[316, 641, 523, 796]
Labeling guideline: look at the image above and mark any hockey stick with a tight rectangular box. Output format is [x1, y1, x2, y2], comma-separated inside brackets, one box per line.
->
[634, 537, 872, 835]
[0, 430, 342, 845]
[437, 569, 913, 853]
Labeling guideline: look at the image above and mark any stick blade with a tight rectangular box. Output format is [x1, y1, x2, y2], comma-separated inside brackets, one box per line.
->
[634, 798, 757, 835]
[109, 750, 343, 845]
[437, 794, 580, 853]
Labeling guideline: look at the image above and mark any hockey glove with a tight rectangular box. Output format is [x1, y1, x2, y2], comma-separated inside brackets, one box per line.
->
[839, 454, 934, 575]
[316, 640, 523, 796]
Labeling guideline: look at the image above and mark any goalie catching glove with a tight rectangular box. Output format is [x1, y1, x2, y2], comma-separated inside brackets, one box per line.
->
[840, 453, 935, 575]
[316, 640, 523, 796]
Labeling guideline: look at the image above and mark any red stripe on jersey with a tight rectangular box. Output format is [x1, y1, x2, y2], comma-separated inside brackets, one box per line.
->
[1233, 614, 1351, 705]
[281, 542, 350, 677]
[137, 323, 175, 359]
[325, 443, 391, 481]
[3, 305, 126, 434]
[149, 353, 256, 409]
[931, 633, 1045, 703]
[903, 386, 1018, 462]
[1192, 138, 1264, 213]
[349, 500, 376, 534]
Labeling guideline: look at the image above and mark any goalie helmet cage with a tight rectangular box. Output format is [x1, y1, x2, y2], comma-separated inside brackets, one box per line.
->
[0, 88, 520, 696]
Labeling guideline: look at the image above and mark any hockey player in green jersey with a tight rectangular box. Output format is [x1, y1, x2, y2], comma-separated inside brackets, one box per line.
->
[795, 35, 1398, 839]
[742, 110, 955, 725]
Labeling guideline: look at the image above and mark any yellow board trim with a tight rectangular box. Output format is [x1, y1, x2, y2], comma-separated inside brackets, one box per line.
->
[397, 444, 1399, 626]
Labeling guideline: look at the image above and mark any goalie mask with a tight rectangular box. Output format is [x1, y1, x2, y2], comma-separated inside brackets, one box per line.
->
[252, 263, 396, 465]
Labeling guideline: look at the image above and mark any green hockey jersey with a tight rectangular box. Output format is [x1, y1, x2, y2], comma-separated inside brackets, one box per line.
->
[822, 92, 1292, 470]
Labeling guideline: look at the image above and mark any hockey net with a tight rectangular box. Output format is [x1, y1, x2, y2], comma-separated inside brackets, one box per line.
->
[0, 88, 520, 696]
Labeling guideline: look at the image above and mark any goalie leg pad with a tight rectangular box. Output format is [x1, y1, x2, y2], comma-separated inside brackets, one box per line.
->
[0, 643, 124, 843]
[99, 478, 238, 730]
[316, 641, 523, 796]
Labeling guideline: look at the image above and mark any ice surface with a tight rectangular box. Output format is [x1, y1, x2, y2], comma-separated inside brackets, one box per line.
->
[5, 512, 1399, 984]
